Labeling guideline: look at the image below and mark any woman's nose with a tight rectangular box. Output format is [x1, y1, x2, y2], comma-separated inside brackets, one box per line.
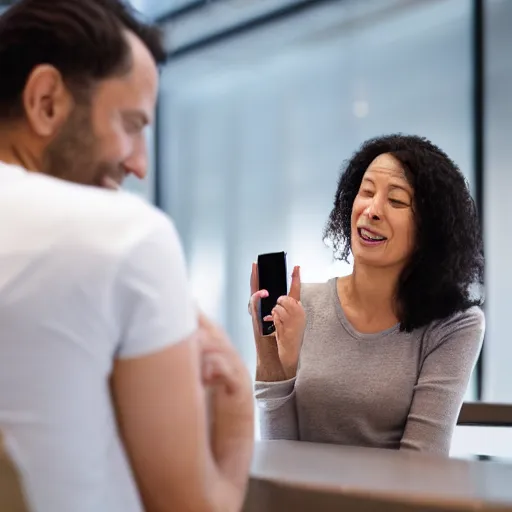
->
[365, 198, 383, 221]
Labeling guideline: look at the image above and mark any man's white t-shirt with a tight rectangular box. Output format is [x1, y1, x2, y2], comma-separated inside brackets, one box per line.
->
[0, 161, 197, 511]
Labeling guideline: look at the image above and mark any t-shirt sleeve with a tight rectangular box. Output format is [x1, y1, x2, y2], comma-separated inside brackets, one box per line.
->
[113, 212, 198, 359]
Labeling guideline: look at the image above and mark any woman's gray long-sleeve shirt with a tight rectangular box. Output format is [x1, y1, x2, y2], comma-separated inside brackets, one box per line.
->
[254, 278, 484, 455]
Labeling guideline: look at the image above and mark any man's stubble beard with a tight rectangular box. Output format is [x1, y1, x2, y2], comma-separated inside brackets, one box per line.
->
[42, 104, 113, 188]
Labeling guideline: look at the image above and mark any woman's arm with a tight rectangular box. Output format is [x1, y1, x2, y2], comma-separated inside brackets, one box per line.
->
[255, 377, 299, 440]
[400, 307, 485, 455]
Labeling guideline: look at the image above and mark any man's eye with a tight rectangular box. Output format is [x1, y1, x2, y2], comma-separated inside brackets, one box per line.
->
[125, 119, 143, 133]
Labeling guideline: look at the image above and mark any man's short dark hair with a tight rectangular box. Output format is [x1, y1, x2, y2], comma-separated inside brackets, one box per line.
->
[0, 0, 166, 120]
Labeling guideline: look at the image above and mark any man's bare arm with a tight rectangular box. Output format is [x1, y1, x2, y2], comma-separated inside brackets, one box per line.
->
[112, 328, 253, 512]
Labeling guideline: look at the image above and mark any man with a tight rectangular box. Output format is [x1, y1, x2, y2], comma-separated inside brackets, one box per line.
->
[0, 1, 254, 511]
[0, 432, 29, 511]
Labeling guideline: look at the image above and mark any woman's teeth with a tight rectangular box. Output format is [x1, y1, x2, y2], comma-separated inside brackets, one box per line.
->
[360, 228, 386, 241]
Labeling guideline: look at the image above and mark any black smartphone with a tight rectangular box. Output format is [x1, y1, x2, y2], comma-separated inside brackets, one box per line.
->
[257, 251, 288, 336]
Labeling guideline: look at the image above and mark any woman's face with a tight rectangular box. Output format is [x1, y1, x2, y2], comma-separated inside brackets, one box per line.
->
[351, 153, 415, 270]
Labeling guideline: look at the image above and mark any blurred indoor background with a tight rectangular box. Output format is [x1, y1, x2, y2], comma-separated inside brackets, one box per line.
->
[1, 0, 511, 460]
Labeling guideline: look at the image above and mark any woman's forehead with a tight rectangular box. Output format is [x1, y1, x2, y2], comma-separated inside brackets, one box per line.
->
[364, 154, 411, 186]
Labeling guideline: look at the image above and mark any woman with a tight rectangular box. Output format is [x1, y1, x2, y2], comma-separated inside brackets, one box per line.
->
[250, 134, 485, 456]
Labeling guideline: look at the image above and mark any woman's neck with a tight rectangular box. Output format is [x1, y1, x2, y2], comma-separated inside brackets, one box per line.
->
[340, 264, 402, 326]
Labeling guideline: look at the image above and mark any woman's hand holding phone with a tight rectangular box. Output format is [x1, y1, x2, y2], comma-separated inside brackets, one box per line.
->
[249, 263, 306, 381]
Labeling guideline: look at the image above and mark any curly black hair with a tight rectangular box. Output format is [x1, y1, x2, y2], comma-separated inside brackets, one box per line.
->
[324, 134, 484, 332]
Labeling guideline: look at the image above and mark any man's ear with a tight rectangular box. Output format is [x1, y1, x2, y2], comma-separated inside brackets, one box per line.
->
[22, 65, 73, 138]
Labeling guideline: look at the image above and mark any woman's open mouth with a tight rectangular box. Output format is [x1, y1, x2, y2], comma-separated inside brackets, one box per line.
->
[358, 227, 387, 246]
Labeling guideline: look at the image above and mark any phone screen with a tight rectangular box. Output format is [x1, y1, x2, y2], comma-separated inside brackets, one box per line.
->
[257, 252, 288, 336]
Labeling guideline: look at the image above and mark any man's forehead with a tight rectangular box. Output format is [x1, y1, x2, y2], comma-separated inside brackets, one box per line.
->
[90, 34, 158, 124]
[124, 30, 158, 77]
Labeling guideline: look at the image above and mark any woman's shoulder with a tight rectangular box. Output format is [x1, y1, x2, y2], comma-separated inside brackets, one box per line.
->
[431, 305, 484, 333]
[422, 305, 485, 352]
[300, 279, 335, 308]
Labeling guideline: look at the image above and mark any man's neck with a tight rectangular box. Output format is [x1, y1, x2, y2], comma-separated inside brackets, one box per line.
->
[0, 125, 41, 172]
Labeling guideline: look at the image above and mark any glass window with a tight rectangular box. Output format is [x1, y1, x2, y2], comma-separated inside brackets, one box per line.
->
[482, 0, 512, 402]
[158, 0, 475, 401]
[129, 0, 196, 19]
[451, 426, 512, 460]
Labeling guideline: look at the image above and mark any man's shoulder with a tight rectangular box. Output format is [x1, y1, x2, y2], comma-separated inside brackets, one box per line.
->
[67, 187, 173, 257]
[15, 172, 175, 260]
[34, 173, 160, 220]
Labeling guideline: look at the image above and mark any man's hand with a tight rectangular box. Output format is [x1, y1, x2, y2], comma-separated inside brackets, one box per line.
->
[198, 312, 254, 505]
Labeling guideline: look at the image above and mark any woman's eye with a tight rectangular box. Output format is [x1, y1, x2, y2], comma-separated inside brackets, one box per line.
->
[361, 189, 374, 197]
[390, 198, 408, 207]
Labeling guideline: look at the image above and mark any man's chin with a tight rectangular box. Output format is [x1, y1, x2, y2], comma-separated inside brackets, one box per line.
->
[100, 176, 121, 191]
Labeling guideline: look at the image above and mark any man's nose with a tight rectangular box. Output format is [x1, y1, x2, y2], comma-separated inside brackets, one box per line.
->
[123, 151, 148, 180]
[123, 136, 148, 180]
